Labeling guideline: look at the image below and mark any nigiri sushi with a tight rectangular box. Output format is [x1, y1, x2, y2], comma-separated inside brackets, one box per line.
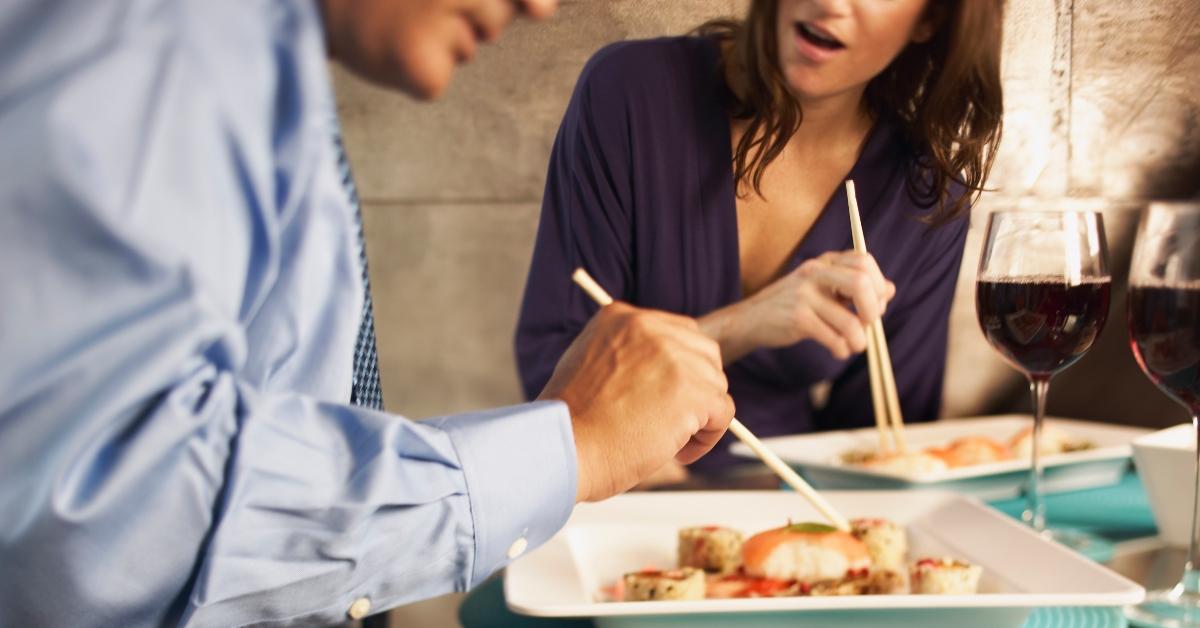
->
[930, 436, 1011, 468]
[742, 522, 871, 583]
[1008, 424, 1073, 459]
[860, 451, 949, 476]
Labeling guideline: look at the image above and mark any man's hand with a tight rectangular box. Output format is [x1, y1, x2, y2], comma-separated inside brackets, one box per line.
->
[538, 302, 735, 503]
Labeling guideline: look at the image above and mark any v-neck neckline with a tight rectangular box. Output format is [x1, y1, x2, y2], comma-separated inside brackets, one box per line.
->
[717, 108, 889, 303]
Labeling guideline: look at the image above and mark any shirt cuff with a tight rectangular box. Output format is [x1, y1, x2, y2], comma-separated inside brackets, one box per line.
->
[436, 400, 577, 588]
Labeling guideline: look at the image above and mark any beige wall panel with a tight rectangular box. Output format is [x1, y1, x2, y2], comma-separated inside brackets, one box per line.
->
[335, 0, 738, 204]
[943, 0, 1068, 416]
[362, 202, 541, 419]
[989, 0, 1070, 198]
[1069, 0, 1200, 198]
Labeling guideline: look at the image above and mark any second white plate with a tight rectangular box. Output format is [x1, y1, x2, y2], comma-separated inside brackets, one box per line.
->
[729, 415, 1149, 500]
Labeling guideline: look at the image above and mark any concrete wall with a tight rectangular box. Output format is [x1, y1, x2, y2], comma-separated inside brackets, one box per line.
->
[335, 0, 1200, 428]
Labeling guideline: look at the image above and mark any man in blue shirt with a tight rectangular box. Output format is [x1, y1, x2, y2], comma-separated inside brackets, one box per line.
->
[0, 1, 735, 626]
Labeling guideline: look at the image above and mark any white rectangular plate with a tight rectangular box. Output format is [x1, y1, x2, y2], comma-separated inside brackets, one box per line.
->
[505, 491, 1144, 628]
[730, 415, 1150, 500]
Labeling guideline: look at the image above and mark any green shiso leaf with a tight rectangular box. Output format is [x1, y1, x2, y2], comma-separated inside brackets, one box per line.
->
[783, 522, 838, 534]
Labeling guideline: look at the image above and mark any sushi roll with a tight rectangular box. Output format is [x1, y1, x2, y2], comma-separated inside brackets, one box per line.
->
[742, 522, 871, 583]
[909, 558, 982, 594]
[864, 568, 908, 594]
[622, 567, 706, 601]
[677, 526, 743, 574]
[850, 518, 907, 572]
[861, 451, 949, 476]
[930, 436, 1011, 468]
[1009, 424, 1073, 459]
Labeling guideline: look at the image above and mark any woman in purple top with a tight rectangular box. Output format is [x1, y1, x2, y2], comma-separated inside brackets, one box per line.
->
[516, 0, 1005, 473]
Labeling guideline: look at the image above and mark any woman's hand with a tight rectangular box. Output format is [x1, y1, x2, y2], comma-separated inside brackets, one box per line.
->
[699, 251, 896, 363]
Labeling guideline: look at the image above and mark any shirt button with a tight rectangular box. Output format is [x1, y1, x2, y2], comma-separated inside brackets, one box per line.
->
[507, 537, 529, 560]
[346, 596, 371, 620]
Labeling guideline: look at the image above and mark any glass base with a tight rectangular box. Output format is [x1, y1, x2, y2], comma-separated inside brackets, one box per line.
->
[1126, 586, 1200, 627]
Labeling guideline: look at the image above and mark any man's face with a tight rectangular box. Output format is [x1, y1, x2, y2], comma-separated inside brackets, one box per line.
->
[321, 0, 557, 99]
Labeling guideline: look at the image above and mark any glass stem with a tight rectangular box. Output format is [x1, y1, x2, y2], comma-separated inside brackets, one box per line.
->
[1025, 377, 1050, 533]
[1183, 413, 1200, 595]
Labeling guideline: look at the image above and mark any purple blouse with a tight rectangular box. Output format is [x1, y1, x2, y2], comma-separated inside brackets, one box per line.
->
[515, 37, 969, 472]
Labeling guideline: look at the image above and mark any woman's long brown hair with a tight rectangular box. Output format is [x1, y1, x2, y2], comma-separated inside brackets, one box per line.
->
[698, 0, 1004, 225]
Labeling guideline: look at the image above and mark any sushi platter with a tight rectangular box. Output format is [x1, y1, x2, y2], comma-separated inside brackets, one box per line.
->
[505, 490, 1143, 627]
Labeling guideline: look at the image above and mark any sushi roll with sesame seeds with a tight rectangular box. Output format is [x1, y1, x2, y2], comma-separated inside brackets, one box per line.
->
[864, 568, 908, 594]
[909, 557, 982, 594]
[622, 567, 706, 601]
[677, 526, 743, 574]
[742, 522, 871, 583]
[850, 518, 908, 572]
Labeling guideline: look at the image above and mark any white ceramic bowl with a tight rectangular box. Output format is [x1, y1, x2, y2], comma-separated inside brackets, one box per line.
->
[1132, 423, 1196, 547]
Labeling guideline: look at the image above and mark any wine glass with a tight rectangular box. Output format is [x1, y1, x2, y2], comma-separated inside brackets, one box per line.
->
[1126, 202, 1200, 627]
[975, 209, 1111, 547]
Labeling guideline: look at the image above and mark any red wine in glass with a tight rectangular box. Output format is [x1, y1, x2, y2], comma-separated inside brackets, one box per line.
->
[1128, 283, 1200, 412]
[975, 209, 1109, 542]
[977, 276, 1112, 378]
[1124, 203, 1200, 627]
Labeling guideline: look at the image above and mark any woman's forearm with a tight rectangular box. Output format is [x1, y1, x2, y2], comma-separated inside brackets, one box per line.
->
[698, 300, 759, 365]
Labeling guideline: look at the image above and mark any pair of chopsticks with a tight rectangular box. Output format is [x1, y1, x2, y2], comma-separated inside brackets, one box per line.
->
[845, 180, 907, 454]
[571, 268, 852, 532]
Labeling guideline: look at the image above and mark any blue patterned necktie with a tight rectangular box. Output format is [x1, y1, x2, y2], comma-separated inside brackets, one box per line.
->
[332, 123, 384, 411]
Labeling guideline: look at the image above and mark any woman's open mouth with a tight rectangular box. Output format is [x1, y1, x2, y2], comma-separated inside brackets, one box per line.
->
[794, 21, 846, 59]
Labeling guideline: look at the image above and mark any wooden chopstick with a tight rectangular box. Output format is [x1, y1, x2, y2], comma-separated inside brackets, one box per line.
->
[864, 339, 893, 452]
[845, 181, 907, 453]
[569, 268, 852, 532]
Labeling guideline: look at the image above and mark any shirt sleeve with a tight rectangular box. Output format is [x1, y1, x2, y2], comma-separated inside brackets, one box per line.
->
[815, 214, 971, 431]
[0, 4, 577, 627]
[514, 44, 637, 400]
[0, 129, 579, 628]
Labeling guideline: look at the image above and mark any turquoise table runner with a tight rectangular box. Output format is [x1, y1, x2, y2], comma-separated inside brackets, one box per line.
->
[992, 470, 1155, 628]
[460, 471, 1156, 628]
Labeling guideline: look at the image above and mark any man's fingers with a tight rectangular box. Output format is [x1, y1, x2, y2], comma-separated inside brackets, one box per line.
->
[467, 0, 516, 41]
[675, 393, 736, 464]
[514, 0, 557, 19]
[629, 308, 724, 372]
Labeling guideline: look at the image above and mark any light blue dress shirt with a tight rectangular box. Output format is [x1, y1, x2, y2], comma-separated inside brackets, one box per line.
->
[0, 1, 578, 626]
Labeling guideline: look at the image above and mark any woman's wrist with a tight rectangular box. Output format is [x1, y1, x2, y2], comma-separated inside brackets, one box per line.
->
[698, 299, 759, 364]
